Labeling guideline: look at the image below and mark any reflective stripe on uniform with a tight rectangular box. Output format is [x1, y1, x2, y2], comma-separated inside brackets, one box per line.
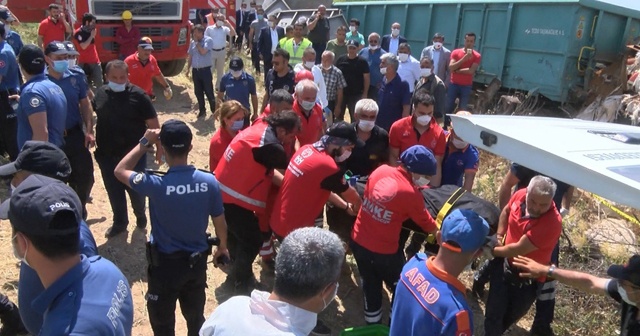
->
[218, 182, 266, 208]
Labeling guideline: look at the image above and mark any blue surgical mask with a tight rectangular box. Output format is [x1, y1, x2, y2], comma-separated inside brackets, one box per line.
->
[52, 60, 69, 73]
[257, 14, 263, 20]
[230, 119, 244, 131]
[108, 81, 127, 92]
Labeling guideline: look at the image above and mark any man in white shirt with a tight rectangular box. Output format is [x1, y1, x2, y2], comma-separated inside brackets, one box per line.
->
[199, 227, 345, 336]
[294, 47, 328, 110]
[204, 14, 236, 91]
[397, 43, 422, 92]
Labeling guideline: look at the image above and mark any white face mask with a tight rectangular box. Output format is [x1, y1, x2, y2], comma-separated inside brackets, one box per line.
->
[68, 58, 77, 68]
[231, 70, 243, 78]
[304, 61, 315, 69]
[322, 282, 339, 310]
[433, 42, 443, 50]
[379, 67, 387, 75]
[618, 286, 637, 306]
[358, 120, 375, 132]
[10, 183, 16, 194]
[398, 53, 409, 62]
[420, 68, 432, 77]
[12, 234, 30, 267]
[269, 21, 277, 28]
[416, 114, 432, 126]
[215, 21, 223, 27]
[335, 149, 352, 162]
[300, 100, 315, 111]
[349, 26, 357, 33]
[452, 138, 468, 149]
[391, 28, 400, 37]
[412, 175, 430, 188]
[369, 45, 379, 50]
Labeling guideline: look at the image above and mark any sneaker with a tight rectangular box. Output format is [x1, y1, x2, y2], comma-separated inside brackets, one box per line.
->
[105, 226, 127, 238]
[310, 319, 331, 336]
[530, 325, 555, 336]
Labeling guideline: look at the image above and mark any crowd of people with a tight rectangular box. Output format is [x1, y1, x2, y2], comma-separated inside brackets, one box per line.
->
[0, 2, 636, 336]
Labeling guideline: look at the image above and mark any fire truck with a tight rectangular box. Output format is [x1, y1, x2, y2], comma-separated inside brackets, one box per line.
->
[6, 0, 193, 76]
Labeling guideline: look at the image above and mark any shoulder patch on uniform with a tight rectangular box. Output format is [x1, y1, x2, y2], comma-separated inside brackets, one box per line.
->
[29, 97, 41, 108]
[133, 173, 144, 184]
[0, 60, 5, 68]
[455, 310, 471, 336]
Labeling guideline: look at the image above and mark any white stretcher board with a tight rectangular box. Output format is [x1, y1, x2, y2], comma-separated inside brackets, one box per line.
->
[449, 114, 640, 210]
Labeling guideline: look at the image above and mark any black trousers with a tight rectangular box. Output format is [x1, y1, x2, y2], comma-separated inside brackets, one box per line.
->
[350, 240, 405, 324]
[0, 293, 25, 335]
[63, 126, 95, 219]
[484, 258, 539, 336]
[192, 67, 216, 114]
[339, 93, 361, 122]
[262, 54, 273, 84]
[250, 45, 261, 74]
[95, 152, 146, 229]
[312, 42, 327, 64]
[0, 90, 18, 160]
[367, 85, 379, 103]
[147, 251, 207, 336]
[326, 205, 355, 243]
[224, 203, 262, 293]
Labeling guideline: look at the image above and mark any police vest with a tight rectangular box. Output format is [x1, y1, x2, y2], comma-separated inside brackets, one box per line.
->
[293, 100, 324, 146]
[282, 38, 312, 66]
[214, 122, 274, 213]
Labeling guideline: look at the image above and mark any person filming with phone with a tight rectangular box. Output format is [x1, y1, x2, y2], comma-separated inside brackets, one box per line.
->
[446, 32, 481, 127]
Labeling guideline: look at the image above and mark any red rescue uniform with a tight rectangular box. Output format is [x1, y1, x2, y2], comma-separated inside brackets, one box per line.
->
[292, 100, 324, 146]
[38, 17, 66, 48]
[124, 53, 162, 96]
[209, 128, 235, 171]
[389, 116, 447, 157]
[505, 188, 562, 280]
[270, 144, 349, 238]
[352, 165, 437, 254]
[215, 122, 276, 213]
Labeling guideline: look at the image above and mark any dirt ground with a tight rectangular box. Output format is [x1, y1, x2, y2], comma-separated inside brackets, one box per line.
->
[0, 53, 534, 335]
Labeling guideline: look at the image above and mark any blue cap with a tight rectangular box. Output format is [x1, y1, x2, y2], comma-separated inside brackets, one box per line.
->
[400, 145, 437, 175]
[160, 119, 192, 149]
[441, 209, 490, 253]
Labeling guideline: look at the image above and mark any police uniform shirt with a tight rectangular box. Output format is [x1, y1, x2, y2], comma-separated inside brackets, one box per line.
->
[0, 41, 19, 91]
[17, 74, 67, 148]
[390, 253, 473, 336]
[94, 84, 157, 159]
[606, 279, 640, 335]
[220, 71, 257, 111]
[47, 70, 88, 129]
[6, 31, 23, 57]
[130, 166, 224, 254]
[344, 122, 389, 177]
[442, 132, 479, 187]
[19, 221, 99, 335]
[265, 68, 295, 96]
[32, 255, 133, 335]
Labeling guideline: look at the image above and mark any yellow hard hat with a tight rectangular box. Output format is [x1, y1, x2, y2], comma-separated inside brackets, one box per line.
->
[122, 10, 133, 20]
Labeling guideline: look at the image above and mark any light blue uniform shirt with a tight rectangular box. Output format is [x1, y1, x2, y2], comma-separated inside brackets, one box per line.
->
[189, 36, 214, 69]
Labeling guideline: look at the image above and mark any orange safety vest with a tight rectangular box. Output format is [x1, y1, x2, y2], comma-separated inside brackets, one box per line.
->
[214, 122, 275, 213]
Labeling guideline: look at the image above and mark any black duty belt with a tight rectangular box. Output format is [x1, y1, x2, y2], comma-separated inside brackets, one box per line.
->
[193, 66, 212, 70]
[212, 47, 225, 51]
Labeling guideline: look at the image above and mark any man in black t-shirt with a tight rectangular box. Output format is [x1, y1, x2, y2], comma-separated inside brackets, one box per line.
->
[335, 39, 370, 122]
[513, 254, 640, 336]
[93, 60, 162, 238]
[307, 5, 331, 64]
[262, 48, 295, 112]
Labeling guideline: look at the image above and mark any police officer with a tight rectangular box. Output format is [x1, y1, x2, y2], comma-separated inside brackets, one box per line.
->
[218, 57, 258, 120]
[0, 7, 22, 58]
[0, 22, 19, 160]
[0, 141, 99, 335]
[115, 119, 230, 336]
[44, 41, 95, 219]
[63, 40, 94, 101]
[7, 174, 133, 334]
[16, 44, 67, 149]
[214, 110, 301, 295]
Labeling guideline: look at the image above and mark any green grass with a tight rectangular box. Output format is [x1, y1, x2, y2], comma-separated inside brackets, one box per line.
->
[14, 23, 39, 45]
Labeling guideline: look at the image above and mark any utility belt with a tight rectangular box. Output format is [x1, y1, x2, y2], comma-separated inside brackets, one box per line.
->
[503, 258, 534, 287]
[145, 233, 223, 269]
[193, 66, 212, 71]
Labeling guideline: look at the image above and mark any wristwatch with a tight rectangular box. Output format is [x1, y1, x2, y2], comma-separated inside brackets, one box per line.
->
[139, 136, 151, 148]
[547, 264, 556, 278]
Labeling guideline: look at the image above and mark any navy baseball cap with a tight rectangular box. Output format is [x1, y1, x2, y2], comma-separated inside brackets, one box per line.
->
[63, 41, 80, 56]
[325, 122, 365, 147]
[229, 56, 244, 71]
[608, 254, 640, 287]
[160, 119, 192, 150]
[346, 39, 359, 48]
[0, 8, 15, 22]
[138, 37, 154, 50]
[6, 174, 81, 236]
[44, 41, 68, 56]
[400, 145, 437, 176]
[18, 44, 46, 71]
[0, 141, 71, 180]
[441, 209, 490, 253]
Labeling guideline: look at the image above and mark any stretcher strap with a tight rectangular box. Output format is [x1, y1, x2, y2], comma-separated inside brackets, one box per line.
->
[435, 187, 467, 229]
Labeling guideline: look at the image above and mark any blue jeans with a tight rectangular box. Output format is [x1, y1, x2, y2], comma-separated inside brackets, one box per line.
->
[446, 83, 472, 126]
